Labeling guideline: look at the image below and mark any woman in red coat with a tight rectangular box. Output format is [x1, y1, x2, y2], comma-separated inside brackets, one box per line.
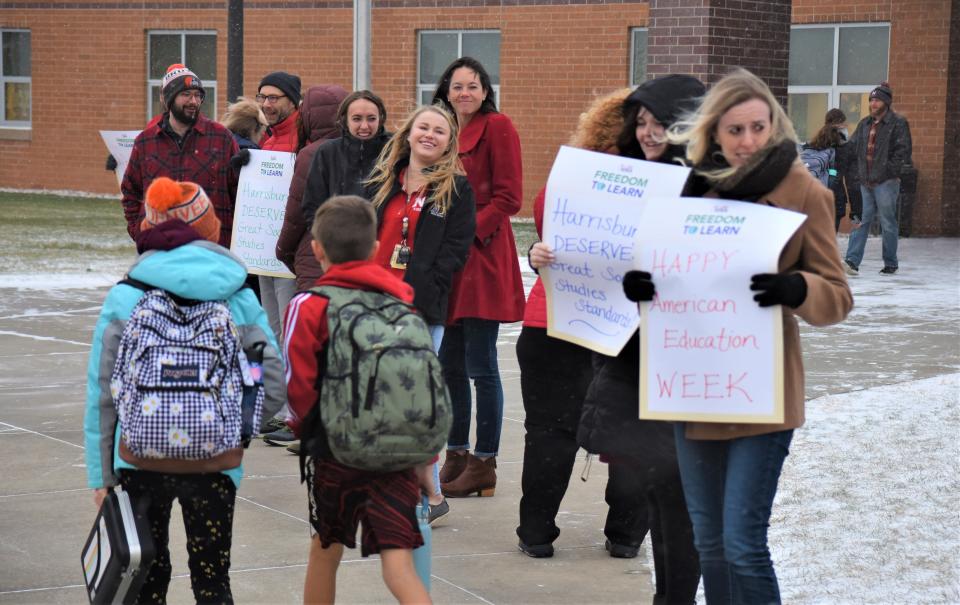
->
[432, 57, 525, 498]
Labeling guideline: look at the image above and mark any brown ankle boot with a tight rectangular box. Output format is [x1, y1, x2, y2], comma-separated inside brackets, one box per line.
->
[442, 454, 496, 498]
[439, 450, 469, 484]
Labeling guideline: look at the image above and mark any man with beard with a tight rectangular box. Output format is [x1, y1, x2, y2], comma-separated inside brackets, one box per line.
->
[249, 71, 302, 447]
[256, 71, 302, 152]
[843, 81, 912, 276]
[121, 63, 240, 247]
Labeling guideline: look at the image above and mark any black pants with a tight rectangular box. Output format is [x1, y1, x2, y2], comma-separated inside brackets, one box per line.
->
[587, 355, 700, 605]
[119, 470, 236, 605]
[515, 327, 648, 547]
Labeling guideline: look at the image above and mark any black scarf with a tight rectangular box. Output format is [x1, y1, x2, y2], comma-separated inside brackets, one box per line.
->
[697, 139, 798, 202]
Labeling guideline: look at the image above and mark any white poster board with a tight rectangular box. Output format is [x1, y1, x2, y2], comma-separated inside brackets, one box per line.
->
[541, 146, 691, 355]
[99, 130, 140, 188]
[636, 197, 806, 423]
[231, 150, 296, 278]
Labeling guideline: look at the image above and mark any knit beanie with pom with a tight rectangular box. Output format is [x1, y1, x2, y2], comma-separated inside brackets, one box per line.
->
[141, 176, 220, 243]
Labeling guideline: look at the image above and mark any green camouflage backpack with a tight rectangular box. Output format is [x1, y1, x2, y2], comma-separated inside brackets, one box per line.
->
[309, 285, 451, 472]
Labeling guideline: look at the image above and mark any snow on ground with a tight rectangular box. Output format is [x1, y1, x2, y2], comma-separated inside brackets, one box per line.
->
[774, 373, 960, 604]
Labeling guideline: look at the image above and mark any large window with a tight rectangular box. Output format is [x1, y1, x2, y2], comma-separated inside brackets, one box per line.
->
[788, 24, 889, 142]
[1, 29, 31, 127]
[147, 31, 217, 121]
[417, 30, 500, 106]
[630, 28, 648, 87]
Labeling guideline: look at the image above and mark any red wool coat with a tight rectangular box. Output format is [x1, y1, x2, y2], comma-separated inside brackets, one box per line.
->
[446, 111, 526, 323]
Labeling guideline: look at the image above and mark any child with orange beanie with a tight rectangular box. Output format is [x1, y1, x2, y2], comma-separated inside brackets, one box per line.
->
[84, 177, 286, 603]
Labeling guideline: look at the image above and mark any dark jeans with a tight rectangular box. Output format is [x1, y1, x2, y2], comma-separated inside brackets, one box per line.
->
[673, 426, 794, 605]
[440, 318, 504, 456]
[120, 470, 236, 605]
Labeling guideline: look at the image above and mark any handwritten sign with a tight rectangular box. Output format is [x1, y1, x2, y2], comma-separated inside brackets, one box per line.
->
[636, 197, 806, 423]
[99, 130, 141, 188]
[231, 149, 296, 278]
[541, 146, 691, 355]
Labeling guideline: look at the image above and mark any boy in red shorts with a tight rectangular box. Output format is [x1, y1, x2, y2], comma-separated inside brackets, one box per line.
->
[282, 195, 430, 604]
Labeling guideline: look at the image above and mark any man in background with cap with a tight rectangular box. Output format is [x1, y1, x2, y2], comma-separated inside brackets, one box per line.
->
[843, 81, 912, 276]
[121, 63, 240, 248]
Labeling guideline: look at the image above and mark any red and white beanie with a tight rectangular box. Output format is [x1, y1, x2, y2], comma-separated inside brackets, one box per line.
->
[142, 177, 220, 243]
[161, 63, 204, 108]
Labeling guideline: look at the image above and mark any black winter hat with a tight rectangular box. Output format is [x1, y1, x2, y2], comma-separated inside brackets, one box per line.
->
[624, 74, 706, 127]
[870, 81, 893, 106]
[259, 71, 302, 106]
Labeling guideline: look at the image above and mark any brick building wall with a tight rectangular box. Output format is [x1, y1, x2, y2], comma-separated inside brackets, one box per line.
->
[0, 0, 954, 234]
[793, 0, 953, 235]
[940, 0, 959, 236]
[647, 0, 790, 102]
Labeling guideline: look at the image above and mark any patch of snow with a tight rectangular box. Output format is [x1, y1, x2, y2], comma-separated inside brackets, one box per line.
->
[0, 272, 122, 290]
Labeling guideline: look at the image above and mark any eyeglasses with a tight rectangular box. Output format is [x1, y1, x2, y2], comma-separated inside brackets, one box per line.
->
[177, 91, 205, 102]
[256, 94, 286, 104]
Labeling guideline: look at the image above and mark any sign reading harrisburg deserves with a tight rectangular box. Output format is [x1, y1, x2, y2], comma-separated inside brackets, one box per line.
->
[541, 146, 690, 355]
[635, 197, 806, 423]
[231, 150, 296, 278]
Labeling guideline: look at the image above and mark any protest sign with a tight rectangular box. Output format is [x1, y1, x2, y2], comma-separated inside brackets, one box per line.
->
[99, 131, 140, 188]
[636, 197, 806, 423]
[231, 150, 296, 278]
[541, 145, 690, 355]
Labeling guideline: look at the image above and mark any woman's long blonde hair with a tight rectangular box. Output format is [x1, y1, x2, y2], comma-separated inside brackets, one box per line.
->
[668, 68, 797, 182]
[367, 105, 464, 214]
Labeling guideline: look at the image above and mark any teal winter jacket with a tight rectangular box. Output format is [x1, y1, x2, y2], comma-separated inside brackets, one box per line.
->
[84, 241, 286, 489]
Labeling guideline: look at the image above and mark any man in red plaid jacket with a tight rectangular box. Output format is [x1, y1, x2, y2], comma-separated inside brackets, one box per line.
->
[121, 64, 240, 248]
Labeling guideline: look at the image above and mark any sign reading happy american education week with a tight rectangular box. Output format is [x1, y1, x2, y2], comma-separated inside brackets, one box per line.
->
[635, 197, 806, 423]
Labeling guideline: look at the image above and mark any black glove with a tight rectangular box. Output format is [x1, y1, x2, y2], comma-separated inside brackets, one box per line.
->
[623, 270, 656, 302]
[105, 154, 118, 171]
[230, 149, 251, 172]
[750, 273, 807, 308]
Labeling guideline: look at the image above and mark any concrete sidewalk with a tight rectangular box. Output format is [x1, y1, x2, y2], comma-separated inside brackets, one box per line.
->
[0, 236, 957, 603]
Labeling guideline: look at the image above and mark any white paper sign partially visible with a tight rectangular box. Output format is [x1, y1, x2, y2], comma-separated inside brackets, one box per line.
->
[231, 149, 296, 278]
[541, 145, 691, 355]
[99, 130, 141, 188]
[636, 197, 806, 423]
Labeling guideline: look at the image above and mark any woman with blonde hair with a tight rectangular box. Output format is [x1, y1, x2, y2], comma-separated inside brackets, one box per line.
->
[623, 68, 852, 603]
[366, 104, 475, 344]
[367, 105, 477, 520]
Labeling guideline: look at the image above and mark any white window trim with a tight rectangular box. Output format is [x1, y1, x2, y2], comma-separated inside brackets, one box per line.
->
[788, 23, 890, 110]
[146, 29, 218, 122]
[629, 27, 648, 88]
[1, 28, 31, 128]
[416, 29, 501, 106]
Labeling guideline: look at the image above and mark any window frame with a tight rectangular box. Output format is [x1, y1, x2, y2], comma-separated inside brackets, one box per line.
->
[788, 22, 890, 140]
[1, 28, 32, 128]
[416, 29, 501, 107]
[629, 27, 648, 87]
[146, 29, 218, 122]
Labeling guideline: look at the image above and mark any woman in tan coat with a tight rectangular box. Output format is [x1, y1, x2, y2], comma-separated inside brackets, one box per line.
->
[624, 69, 853, 604]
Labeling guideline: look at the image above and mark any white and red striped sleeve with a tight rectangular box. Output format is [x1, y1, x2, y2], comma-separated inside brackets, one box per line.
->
[282, 292, 329, 437]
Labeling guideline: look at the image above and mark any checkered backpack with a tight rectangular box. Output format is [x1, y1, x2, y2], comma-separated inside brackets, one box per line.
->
[110, 282, 262, 461]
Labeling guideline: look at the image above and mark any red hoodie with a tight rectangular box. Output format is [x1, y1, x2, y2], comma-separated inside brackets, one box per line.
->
[281, 260, 415, 436]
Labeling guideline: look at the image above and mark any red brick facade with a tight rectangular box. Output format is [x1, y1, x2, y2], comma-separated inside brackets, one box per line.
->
[0, 0, 955, 234]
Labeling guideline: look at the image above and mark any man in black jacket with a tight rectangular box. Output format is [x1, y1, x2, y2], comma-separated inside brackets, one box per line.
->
[843, 81, 913, 276]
